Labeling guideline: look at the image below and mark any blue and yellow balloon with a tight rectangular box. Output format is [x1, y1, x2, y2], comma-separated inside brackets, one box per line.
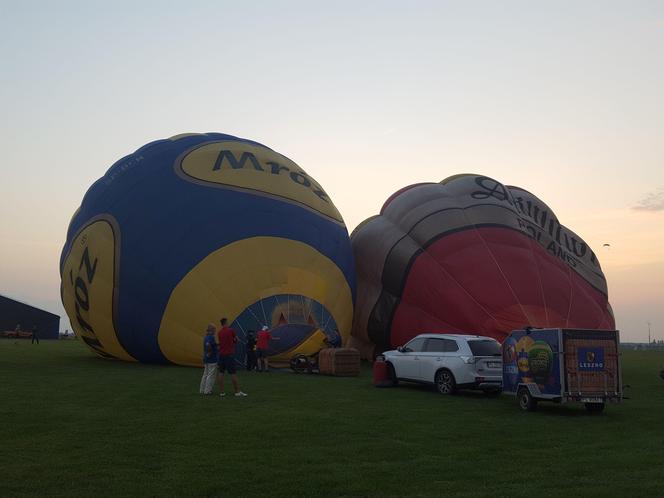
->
[60, 133, 356, 366]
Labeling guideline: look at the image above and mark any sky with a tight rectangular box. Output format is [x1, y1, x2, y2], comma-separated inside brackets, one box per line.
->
[1, 0, 662, 342]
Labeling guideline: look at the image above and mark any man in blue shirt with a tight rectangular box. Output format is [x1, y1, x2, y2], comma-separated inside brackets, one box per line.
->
[199, 324, 218, 395]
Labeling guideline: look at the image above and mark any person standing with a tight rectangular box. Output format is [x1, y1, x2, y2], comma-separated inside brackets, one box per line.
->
[31, 325, 39, 344]
[199, 324, 218, 395]
[245, 331, 257, 371]
[216, 318, 247, 397]
[256, 325, 277, 372]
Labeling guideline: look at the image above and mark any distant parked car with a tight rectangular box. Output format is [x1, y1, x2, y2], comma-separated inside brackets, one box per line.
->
[382, 334, 502, 394]
[2, 330, 32, 339]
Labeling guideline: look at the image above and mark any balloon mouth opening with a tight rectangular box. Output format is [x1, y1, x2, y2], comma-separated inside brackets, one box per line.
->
[230, 293, 339, 356]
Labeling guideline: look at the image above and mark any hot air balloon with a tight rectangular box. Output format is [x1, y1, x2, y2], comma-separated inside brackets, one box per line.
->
[60, 133, 355, 366]
[349, 174, 614, 358]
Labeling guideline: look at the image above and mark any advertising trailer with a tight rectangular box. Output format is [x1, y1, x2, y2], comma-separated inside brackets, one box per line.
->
[502, 328, 622, 413]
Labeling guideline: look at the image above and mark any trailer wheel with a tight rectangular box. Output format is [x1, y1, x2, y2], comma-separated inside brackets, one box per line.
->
[585, 402, 605, 414]
[517, 387, 537, 412]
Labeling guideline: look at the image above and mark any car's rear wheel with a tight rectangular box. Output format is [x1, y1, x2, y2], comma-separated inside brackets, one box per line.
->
[517, 387, 537, 411]
[435, 369, 456, 395]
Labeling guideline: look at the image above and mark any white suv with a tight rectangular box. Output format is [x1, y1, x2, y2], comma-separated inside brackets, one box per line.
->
[382, 333, 502, 394]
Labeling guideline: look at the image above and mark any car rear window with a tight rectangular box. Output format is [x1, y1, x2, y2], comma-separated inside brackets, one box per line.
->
[425, 338, 459, 352]
[468, 340, 501, 356]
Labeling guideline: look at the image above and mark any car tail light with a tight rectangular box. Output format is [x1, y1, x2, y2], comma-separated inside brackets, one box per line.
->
[460, 356, 475, 364]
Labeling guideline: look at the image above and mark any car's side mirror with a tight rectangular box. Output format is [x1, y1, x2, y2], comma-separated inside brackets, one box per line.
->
[397, 346, 404, 353]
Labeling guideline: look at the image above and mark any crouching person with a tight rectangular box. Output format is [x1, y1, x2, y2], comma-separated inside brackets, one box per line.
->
[199, 324, 218, 395]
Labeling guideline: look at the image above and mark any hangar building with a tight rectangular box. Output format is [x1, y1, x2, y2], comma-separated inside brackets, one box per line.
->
[0, 294, 60, 339]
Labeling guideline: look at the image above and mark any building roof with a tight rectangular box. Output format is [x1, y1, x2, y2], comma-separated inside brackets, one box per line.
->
[0, 294, 60, 319]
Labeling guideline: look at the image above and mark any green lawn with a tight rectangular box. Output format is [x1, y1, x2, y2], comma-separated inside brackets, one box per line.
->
[1, 340, 663, 497]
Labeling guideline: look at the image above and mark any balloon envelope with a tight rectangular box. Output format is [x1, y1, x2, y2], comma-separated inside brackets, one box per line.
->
[350, 174, 614, 358]
[60, 133, 355, 366]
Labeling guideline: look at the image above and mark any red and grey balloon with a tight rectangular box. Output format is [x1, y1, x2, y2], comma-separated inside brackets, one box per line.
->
[349, 174, 614, 358]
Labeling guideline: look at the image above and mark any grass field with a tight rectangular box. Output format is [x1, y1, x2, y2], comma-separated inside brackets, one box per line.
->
[1, 340, 663, 497]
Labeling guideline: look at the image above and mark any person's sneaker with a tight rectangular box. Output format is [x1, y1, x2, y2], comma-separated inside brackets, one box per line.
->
[234, 391, 248, 397]
[219, 392, 226, 397]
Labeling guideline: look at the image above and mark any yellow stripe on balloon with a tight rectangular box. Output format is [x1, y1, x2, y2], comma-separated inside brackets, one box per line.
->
[175, 141, 343, 224]
[168, 133, 205, 141]
[60, 217, 136, 362]
[157, 237, 354, 366]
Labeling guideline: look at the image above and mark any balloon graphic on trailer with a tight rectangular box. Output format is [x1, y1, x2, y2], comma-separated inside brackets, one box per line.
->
[60, 133, 355, 366]
[349, 174, 614, 358]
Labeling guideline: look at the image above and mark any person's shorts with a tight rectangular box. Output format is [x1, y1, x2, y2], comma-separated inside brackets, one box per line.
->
[217, 355, 237, 374]
[256, 348, 267, 359]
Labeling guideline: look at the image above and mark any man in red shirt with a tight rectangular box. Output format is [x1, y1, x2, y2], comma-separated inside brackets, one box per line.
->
[256, 325, 279, 372]
[216, 318, 247, 397]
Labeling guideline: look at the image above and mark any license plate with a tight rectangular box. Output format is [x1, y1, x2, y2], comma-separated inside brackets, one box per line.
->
[487, 362, 500, 368]
[580, 397, 603, 403]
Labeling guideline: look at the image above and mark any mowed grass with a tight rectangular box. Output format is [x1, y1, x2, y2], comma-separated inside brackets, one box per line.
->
[1, 341, 663, 497]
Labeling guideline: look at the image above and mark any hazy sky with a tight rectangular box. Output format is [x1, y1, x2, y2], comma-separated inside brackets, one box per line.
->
[1, 1, 662, 342]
